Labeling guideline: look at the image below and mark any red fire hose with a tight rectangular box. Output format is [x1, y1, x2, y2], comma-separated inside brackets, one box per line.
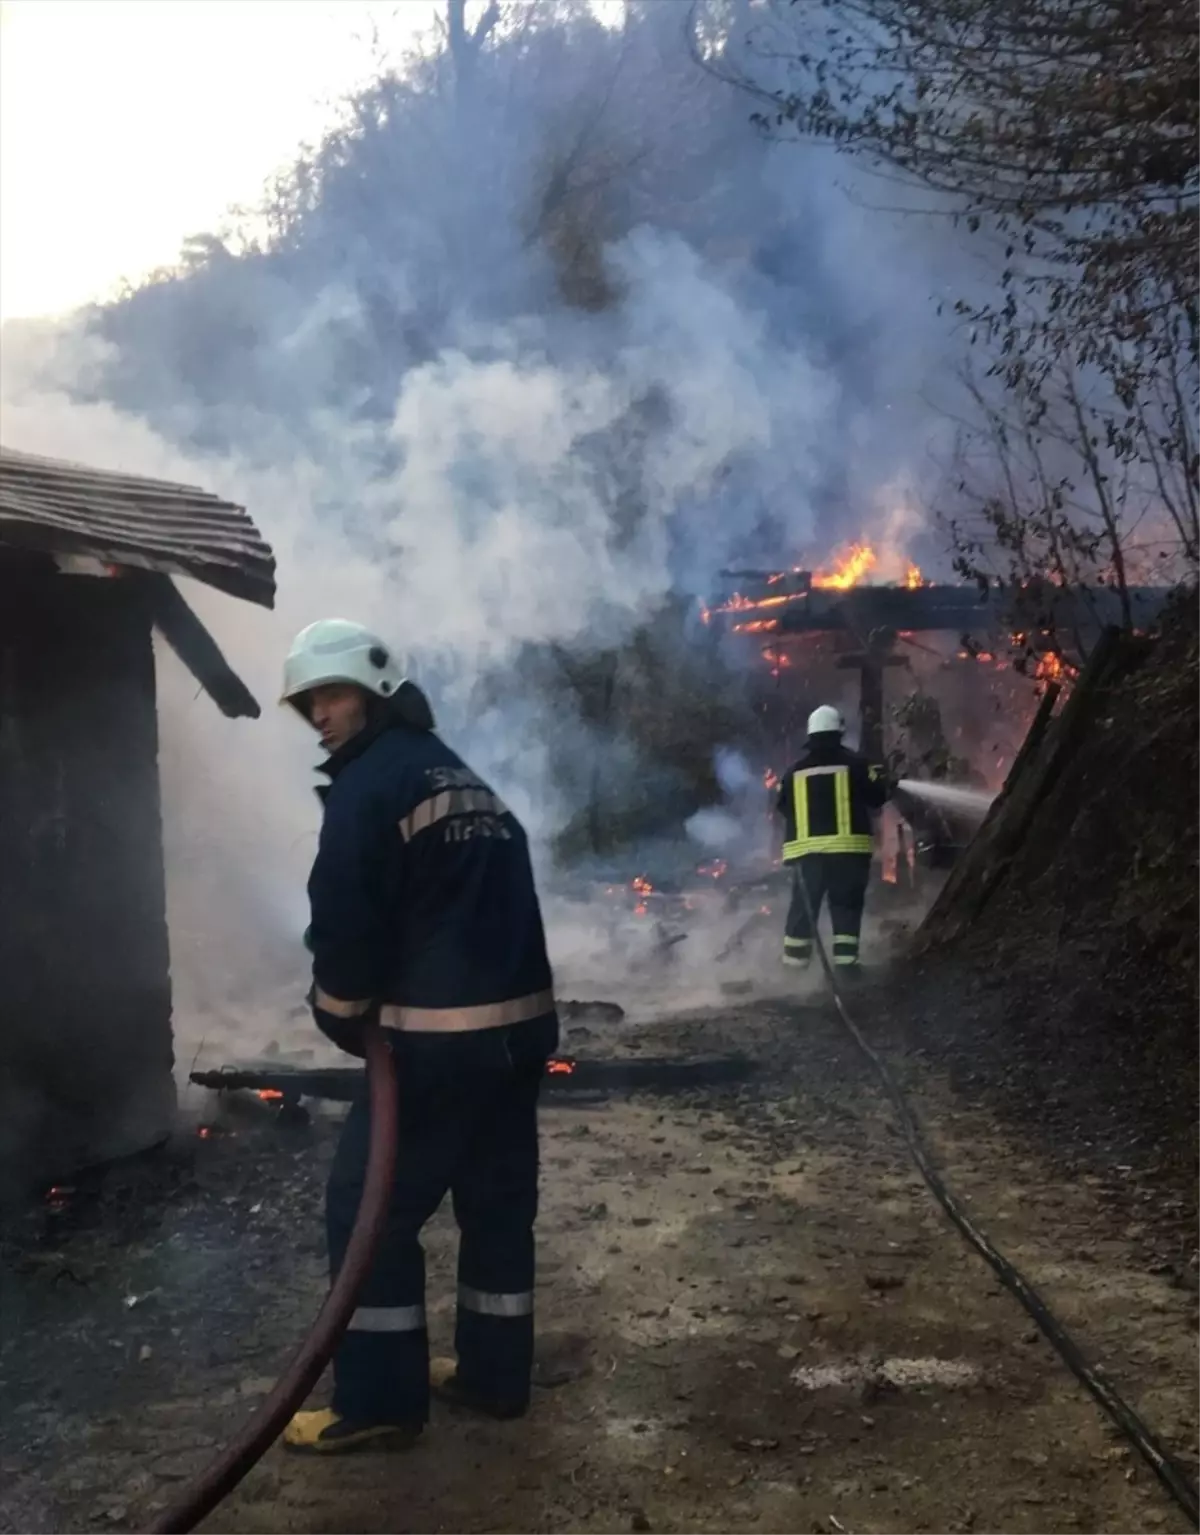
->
[147, 1023, 398, 1534]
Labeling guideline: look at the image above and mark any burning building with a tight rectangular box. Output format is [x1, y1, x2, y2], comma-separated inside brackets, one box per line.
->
[707, 544, 1167, 761]
[702, 541, 1169, 884]
[0, 448, 275, 1194]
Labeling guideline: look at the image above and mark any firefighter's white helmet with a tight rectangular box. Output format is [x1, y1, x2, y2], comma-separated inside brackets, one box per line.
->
[806, 704, 845, 736]
[280, 619, 406, 712]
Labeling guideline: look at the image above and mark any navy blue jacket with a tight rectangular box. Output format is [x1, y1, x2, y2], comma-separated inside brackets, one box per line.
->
[306, 686, 554, 1054]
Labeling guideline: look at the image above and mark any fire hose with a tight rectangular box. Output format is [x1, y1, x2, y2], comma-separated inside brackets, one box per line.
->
[791, 870, 1200, 1527]
[146, 1021, 398, 1535]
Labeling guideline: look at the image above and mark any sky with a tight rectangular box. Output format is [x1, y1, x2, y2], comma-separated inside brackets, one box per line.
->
[0, 0, 438, 321]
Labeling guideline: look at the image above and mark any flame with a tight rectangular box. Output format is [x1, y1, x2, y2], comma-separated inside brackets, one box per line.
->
[904, 564, 923, 589]
[546, 1058, 576, 1075]
[631, 873, 654, 918]
[1035, 652, 1067, 682]
[696, 859, 728, 880]
[198, 1126, 213, 1139]
[763, 768, 779, 791]
[813, 543, 877, 590]
[256, 1089, 285, 1103]
[732, 618, 779, 634]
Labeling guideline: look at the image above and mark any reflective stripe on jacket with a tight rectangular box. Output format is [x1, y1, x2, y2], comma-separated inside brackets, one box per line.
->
[307, 697, 554, 1044]
[777, 738, 888, 862]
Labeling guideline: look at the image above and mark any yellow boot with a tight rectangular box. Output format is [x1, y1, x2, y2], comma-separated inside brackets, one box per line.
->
[283, 1407, 422, 1455]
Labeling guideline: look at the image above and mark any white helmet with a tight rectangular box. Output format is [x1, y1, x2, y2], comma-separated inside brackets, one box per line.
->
[807, 704, 845, 736]
[280, 619, 406, 713]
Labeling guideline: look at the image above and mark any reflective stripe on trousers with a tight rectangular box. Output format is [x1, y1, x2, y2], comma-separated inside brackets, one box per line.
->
[459, 1284, 534, 1318]
[346, 1305, 427, 1332]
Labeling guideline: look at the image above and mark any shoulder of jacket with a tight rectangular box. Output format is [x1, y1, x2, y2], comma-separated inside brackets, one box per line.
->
[331, 730, 420, 801]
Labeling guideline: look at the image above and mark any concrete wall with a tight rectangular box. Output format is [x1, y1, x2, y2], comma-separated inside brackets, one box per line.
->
[0, 554, 175, 1194]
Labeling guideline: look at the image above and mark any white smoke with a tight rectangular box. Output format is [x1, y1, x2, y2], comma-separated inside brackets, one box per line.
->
[0, 2, 971, 1064]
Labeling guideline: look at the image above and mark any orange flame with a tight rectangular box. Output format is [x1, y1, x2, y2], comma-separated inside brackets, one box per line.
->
[546, 1058, 576, 1075]
[1035, 652, 1067, 682]
[813, 543, 877, 590]
[256, 1089, 285, 1103]
[904, 563, 923, 589]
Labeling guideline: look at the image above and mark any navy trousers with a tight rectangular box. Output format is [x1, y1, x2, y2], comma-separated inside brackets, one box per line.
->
[784, 853, 872, 967]
[326, 1011, 558, 1423]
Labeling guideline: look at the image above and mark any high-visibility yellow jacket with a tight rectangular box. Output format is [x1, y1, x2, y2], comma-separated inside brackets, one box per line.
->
[776, 739, 889, 861]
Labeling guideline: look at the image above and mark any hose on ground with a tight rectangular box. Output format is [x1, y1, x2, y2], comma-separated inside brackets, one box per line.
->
[792, 870, 1199, 1527]
[146, 1022, 398, 1535]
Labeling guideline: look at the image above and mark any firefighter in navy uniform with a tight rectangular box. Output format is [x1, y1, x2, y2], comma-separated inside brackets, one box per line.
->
[777, 705, 890, 972]
[278, 619, 558, 1454]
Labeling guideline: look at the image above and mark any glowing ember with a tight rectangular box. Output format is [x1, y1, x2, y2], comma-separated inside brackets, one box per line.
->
[696, 859, 728, 880]
[197, 1126, 213, 1139]
[732, 618, 780, 634]
[1035, 652, 1067, 682]
[715, 589, 807, 616]
[813, 543, 877, 590]
[256, 1089, 285, 1103]
[631, 873, 654, 918]
[546, 1058, 576, 1076]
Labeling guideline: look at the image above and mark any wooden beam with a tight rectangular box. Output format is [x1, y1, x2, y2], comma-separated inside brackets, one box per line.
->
[135, 572, 261, 720]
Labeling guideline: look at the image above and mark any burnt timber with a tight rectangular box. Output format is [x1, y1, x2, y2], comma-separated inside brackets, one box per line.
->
[191, 1056, 759, 1102]
[712, 579, 1168, 642]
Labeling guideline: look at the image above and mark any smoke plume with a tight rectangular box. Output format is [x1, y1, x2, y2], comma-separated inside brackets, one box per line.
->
[0, 2, 971, 1063]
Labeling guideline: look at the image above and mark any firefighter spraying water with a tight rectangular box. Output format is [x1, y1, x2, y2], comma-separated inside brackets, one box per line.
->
[776, 705, 891, 971]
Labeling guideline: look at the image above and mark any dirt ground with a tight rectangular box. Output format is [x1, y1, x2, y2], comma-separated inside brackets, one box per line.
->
[1, 985, 1196, 1535]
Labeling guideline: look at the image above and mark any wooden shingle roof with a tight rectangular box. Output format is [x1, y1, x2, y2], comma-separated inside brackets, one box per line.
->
[0, 447, 275, 607]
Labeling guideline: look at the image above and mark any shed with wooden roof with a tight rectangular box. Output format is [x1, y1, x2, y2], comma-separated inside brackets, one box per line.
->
[0, 446, 276, 1189]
